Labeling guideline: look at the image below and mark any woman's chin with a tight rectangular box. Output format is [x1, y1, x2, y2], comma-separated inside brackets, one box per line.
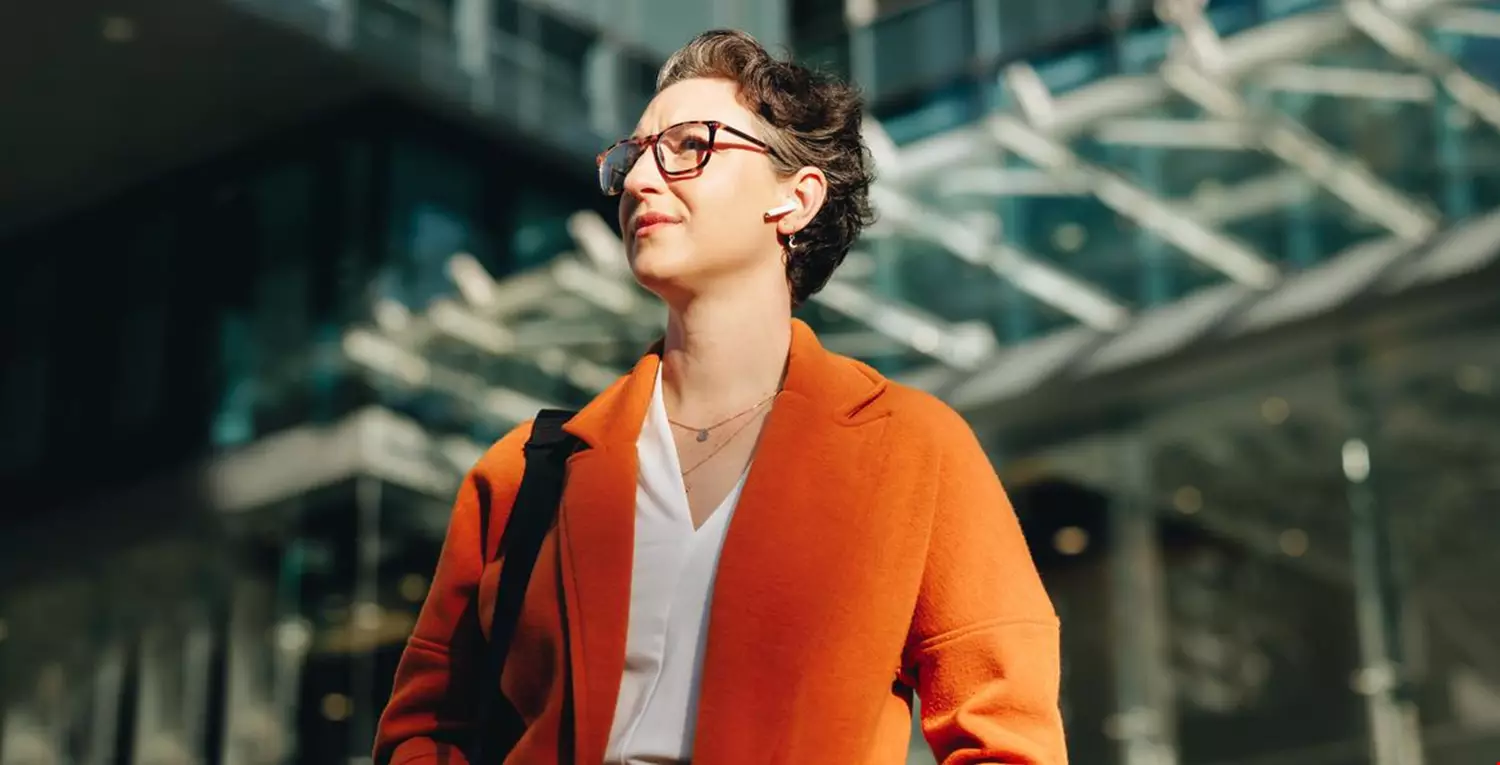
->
[629, 248, 697, 290]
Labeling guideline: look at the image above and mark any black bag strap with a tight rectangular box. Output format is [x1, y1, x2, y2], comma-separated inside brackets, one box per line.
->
[473, 409, 580, 763]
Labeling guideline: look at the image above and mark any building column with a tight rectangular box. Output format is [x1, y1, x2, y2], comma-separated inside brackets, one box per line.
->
[221, 577, 294, 765]
[455, 0, 495, 112]
[1109, 435, 1180, 765]
[131, 608, 217, 765]
[1338, 349, 1426, 765]
[845, 0, 877, 26]
[516, 7, 543, 132]
[83, 642, 128, 765]
[847, 0, 877, 95]
[348, 477, 385, 754]
[585, 42, 624, 140]
[329, 0, 356, 50]
[973, 0, 1003, 62]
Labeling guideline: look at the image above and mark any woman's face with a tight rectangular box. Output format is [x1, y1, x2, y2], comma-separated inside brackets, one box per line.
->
[615, 78, 810, 306]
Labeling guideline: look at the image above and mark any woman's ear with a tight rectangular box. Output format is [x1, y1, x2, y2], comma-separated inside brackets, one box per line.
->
[776, 166, 828, 237]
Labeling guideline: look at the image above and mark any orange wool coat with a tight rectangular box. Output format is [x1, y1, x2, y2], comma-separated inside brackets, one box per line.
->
[375, 320, 1067, 765]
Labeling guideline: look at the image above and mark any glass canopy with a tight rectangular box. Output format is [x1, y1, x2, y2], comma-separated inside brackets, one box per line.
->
[336, 0, 1500, 432]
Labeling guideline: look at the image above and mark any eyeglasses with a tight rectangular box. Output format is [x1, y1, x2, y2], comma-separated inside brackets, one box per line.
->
[596, 120, 774, 196]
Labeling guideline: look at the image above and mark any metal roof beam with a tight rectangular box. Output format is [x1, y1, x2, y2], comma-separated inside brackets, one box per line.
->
[1160, 6, 1440, 242]
[895, 10, 1365, 182]
[987, 108, 1281, 288]
[342, 328, 561, 424]
[1348, 0, 1500, 133]
[872, 185, 1132, 332]
[867, 118, 1133, 334]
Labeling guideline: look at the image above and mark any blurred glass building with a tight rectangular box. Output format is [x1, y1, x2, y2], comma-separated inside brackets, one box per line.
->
[2, 0, 1499, 764]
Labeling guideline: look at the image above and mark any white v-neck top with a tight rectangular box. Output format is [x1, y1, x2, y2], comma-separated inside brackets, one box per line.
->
[603, 366, 749, 764]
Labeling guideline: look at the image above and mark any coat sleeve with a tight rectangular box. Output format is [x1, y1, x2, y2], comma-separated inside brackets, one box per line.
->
[373, 423, 532, 765]
[908, 411, 1068, 765]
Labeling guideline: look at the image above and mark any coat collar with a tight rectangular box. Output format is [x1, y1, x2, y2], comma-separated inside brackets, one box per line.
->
[553, 318, 892, 764]
[562, 318, 890, 450]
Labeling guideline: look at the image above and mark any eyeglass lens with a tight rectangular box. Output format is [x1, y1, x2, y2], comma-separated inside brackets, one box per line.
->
[598, 122, 715, 195]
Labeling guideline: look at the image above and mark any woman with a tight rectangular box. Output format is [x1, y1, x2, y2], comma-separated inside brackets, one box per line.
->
[375, 29, 1067, 765]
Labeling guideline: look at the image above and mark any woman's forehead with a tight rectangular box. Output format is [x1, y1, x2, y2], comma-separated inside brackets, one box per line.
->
[633, 78, 754, 136]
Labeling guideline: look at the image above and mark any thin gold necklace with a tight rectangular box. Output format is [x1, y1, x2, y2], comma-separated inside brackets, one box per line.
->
[668, 391, 778, 443]
[680, 409, 767, 493]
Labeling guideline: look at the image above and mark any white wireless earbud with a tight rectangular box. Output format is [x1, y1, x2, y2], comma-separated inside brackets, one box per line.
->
[763, 201, 798, 220]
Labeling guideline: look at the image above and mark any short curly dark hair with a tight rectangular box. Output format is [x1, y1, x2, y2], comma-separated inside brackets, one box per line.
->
[657, 29, 877, 308]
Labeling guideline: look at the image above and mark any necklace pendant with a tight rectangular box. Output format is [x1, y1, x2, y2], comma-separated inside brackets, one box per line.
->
[696, 429, 710, 442]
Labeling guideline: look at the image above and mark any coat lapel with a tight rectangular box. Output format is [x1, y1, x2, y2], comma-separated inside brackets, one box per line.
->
[556, 352, 659, 765]
[691, 320, 893, 759]
[551, 321, 893, 762]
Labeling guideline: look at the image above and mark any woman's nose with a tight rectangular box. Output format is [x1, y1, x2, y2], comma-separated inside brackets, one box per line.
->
[622, 145, 665, 197]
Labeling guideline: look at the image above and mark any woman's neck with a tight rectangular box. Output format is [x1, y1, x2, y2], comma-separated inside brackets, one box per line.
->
[660, 285, 792, 424]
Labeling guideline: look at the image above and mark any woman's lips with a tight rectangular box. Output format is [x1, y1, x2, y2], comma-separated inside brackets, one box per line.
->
[636, 220, 677, 237]
[634, 213, 680, 238]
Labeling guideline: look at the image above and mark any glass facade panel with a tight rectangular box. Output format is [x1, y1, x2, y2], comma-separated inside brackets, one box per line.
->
[975, 280, 1500, 765]
[844, 0, 1500, 351]
[1150, 364, 1368, 762]
[868, 0, 978, 100]
[231, 0, 652, 158]
[1355, 304, 1500, 763]
[0, 99, 607, 507]
[0, 254, 55, 478]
